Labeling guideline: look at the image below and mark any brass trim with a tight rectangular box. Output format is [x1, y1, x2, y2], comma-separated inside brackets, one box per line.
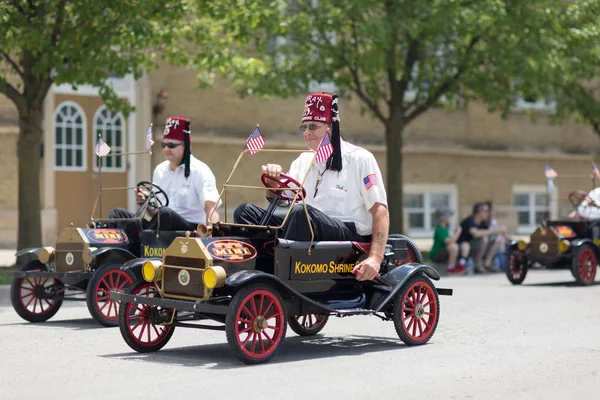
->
[38, 247, 55, 264]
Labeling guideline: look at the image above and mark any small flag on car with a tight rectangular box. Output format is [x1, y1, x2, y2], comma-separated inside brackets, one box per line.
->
[315, 134, 333, 163]
[593, 162, 600, 179]
[146, 124, 154, 154]
[544, 165, 557, 179]
[245, 126, 265, 155]
[95, 136, 111, 157]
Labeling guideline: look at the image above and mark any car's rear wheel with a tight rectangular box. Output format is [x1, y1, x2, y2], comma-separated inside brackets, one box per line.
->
[393, 274, 439, 346]
[118, 281, 175, 353]
[10, 261, 64, 323]
[571, 244, 597, 285]
[288, 314, 329, 336]
[505, 248, 528, 285]
[389, 234, 424, 265]
[225, 284, 287, 364]
[86, 264, 134, 327]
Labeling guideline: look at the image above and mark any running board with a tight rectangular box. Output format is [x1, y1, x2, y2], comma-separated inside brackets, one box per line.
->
[333, 308, 377, 317]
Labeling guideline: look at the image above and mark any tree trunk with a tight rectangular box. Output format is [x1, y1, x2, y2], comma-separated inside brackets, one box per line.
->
[17, 106, 44, 250]
[385, 119, 405, 234]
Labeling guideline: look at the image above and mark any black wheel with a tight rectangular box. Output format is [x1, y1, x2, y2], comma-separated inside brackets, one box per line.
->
[288, 314, 329, 336]
[389, 234, 424, 264]
[571, 244, 597, 286]
[505, 248, 528, 285]
[118, 280, 176, 353]
[393, 274, 440, 346]
[86, 264, 134, 327]
[10, 261, 64, 323]
[225, 284, 287, 364]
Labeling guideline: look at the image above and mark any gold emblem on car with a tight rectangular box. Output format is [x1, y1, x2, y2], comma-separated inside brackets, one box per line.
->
[65, 252, 75, 265]
[181, 242, 189, 254]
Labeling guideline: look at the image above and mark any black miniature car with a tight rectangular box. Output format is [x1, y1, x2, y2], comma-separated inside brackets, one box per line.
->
[9, 180, 197, 326]
[111, 149, 453, 364]
[506, 190, 599, 286]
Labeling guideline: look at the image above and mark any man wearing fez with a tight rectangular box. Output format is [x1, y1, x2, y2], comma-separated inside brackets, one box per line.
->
[109, 116, 220, 231]
[234, 93, 389, 281]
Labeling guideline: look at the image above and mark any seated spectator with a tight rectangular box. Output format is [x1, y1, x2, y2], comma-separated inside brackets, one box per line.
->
[430, 209, 464, 275]
[457, 202, 506, 273]
[482, 200, 507, 271]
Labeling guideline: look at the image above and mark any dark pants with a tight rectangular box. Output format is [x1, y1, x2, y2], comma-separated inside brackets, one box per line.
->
[108, 207, 198, 233]
[233, 203, 369, 242]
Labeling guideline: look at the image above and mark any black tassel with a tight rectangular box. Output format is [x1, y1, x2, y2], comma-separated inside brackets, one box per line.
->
[183, 119, 191, 178]
[327, 93, 342, 172]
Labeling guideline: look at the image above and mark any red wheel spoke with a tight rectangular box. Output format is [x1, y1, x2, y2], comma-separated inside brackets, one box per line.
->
[239, 325, 253, 334]
[99, 300, 110, 312]
[258, 332, 265, 353]
[265, 311, 280, 320]
[251, 332, 258, 353]
[117, 280, 128, 290]
[242, 332, 252, 347]
[131, 316, 145, 331]
[301, 315, 307, 327]
[21, 292, 34, 300]
[43, 299, 52, 309]
[108, 273, 115, 290]
[24, 295, 35, 308]
[405, 315, 415, 331]
[147, 321, 152, 342]
[239, 318, 253, 324]
[258, 294, 265, 316]
[137, 321, 147, 341]
[25, 278, 35, 288]
[97, 295, 109, 302]
[262, 330, 274, 344]
[152, 324, 161, 337]
[411, 317, 417, 337]
[242, 305, 253, 319]
[250, 296, 258, 316]
[20, 286, 34, 293]
[100, 278, 110, 291]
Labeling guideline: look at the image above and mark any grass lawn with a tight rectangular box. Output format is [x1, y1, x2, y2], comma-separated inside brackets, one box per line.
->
[0, 267, 16, 284]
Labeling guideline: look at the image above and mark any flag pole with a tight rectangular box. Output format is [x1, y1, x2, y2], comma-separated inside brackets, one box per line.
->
[97, 133, 103, 219]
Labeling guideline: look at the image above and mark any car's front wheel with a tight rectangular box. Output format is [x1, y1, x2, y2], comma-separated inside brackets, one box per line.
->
[505, 248, 528, 285]
[571, 244, 597, 285]
[225, 284, 287, 364]
[118, 281, 175, 353]
[86, 264, 134, 327]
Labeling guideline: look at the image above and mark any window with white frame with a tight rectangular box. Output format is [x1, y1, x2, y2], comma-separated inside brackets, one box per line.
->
[512, 185, 558, 234]
[404, 185, 458, 237]
[54, 102, 86, 171]
[93, 106, 126, 172]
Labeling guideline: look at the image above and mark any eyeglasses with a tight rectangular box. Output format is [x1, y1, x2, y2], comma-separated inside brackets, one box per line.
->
[161, 142, 183, 149]
[298, 123, 324, 133]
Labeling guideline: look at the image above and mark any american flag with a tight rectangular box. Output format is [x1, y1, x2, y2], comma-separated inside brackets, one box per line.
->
[315, 134, 333, 163]
[245, 126, 265, 155]
[146, 124, 154, 154]
[363, 174, 377, 190]
[544, 165, 557, 179]
[95, 137, 111, 157]
[593, 162, 600, 179]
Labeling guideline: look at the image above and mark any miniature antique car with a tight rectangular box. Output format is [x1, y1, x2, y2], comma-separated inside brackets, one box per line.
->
[111, 148, 453, 364]
[10, 179, 196, 326]
[505, 190, 599, 286]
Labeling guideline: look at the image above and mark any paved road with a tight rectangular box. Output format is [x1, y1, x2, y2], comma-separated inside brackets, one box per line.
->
[0, 269, 599, 400]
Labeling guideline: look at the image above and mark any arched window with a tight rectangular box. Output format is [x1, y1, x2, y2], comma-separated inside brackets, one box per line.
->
[93, 106, 126, 171]
[54, 101, 86, 171]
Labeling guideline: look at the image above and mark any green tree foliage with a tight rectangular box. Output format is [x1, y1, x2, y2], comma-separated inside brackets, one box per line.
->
[198, 0, 600, 233]
[0, 0, 216, 249]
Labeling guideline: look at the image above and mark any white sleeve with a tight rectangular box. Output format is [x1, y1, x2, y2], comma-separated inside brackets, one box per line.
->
[197, 164, 221, 205]
[358, 152, 388, 211]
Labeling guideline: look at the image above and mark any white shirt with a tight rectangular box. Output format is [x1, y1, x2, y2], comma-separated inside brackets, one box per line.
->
[287, 140, 388, 235]
[578, 187, 600, 220]
[153, 155, 220, 223]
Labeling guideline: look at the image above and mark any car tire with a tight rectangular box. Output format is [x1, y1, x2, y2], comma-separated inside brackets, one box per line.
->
[389, 234, 424, 264]
[288, 314, 329, 336]
[225, 283, 287, 364]
[10, 261, 64, 323]
[571, 244, 597, 286]
[393, 274, 440, 346]
[505, 248, 528, 285]
[86, 263, 134, 327]
[118, 280, 176, 353]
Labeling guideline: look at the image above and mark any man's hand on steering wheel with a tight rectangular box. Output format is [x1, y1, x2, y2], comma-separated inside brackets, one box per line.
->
[262, 164, 283, 188]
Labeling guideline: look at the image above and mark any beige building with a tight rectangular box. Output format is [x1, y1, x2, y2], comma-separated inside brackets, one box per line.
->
[0, 61, 599, 247]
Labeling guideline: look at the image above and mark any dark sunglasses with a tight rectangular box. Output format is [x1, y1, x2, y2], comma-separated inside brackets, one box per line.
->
[161, 142, 183, 149]
[298, 123, 324, 133]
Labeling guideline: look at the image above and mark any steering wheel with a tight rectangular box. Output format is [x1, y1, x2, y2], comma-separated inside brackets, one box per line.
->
[136, 180, 169, 209]
[260, 173, 306, 203]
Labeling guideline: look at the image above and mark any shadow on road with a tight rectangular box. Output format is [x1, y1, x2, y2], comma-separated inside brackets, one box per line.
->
[102, 334, 418, 368]
[2, 317, 108, 330]
[522, 281, 600, 288]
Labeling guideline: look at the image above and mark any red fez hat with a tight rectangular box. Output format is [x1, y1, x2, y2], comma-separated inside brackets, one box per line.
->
[302, 93, 342, 171]
[163, 116, 192, 178]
